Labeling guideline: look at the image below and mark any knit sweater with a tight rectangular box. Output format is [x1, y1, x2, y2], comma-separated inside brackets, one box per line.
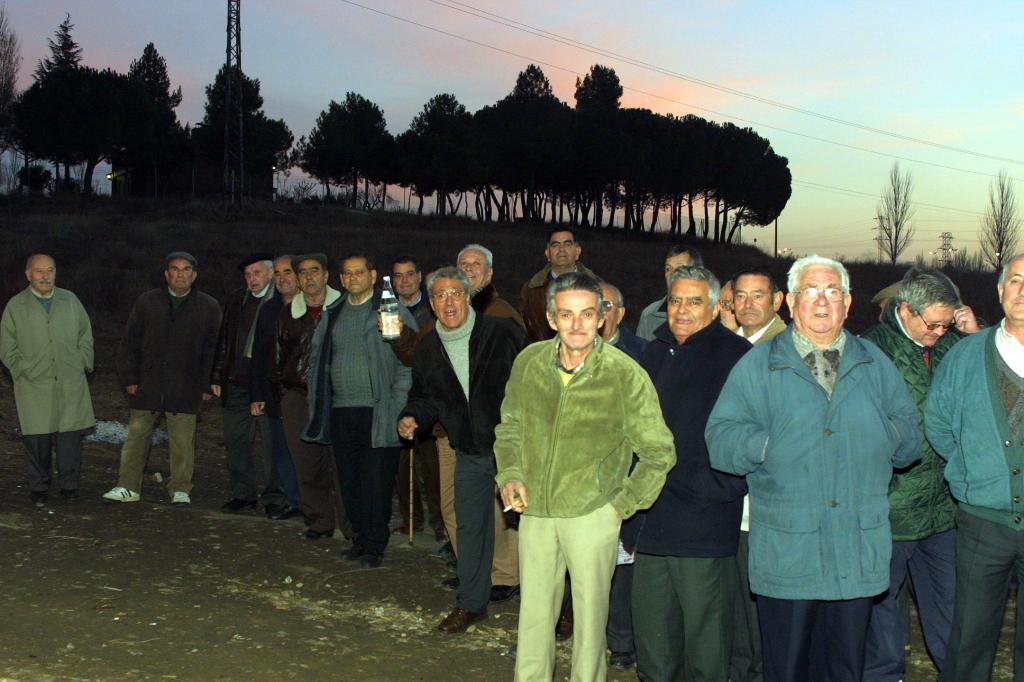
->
[436, 308, 475, 400]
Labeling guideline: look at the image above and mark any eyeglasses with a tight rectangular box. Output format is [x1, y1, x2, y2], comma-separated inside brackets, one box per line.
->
[431, 289, 465, 301]
[916, 313, 955, 331]
[601, 300, 621, 310]
[797, 287, 845, 302]
[719, 300, 734, 311]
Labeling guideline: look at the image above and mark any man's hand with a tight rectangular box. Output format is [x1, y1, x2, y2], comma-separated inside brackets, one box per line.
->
[500, 480, 528, 513]
[125, 384, 139, 396]
[211, 384, 222, 398]
[954, 305, 982, 334]
[202, 392, 213, 402]
[251, 401, 265, 416]
[397, 416, 418, 440]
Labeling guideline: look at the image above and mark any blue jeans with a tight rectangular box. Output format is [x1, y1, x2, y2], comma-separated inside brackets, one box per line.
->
[864, 529, 956, 681]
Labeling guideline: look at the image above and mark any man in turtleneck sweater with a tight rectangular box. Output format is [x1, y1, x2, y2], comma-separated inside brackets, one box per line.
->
[398, 266, 527, 633]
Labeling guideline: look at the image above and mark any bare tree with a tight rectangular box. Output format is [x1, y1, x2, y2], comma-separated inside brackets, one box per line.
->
[876, 162, 916, 264]
[980, 169, 1021, 271]
[0, 3, 21, 143]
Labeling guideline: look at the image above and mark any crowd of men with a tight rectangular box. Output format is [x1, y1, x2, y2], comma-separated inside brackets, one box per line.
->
[2, 229, 1021, 682]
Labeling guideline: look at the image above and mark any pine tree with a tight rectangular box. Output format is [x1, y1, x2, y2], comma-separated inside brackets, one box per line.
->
[34, 13, 81, 80]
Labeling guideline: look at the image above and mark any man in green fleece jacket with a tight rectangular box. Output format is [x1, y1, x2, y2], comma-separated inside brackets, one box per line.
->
[495, 272, 675, 682]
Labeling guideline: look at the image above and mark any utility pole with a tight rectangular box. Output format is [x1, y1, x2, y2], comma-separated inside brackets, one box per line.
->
[224, 0, 243, 204]
[937, 231, 955, 267]
[774, 217, 778, 257]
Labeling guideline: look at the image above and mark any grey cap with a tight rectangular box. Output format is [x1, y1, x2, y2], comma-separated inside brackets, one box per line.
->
[165, 251, 198, 269]
[870, 282, 901, 305]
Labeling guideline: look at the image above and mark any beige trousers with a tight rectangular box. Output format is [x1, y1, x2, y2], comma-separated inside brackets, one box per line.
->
[438, 436, 519, 585]
[117, 409, 197, 495]
[515, 503, 621, 682]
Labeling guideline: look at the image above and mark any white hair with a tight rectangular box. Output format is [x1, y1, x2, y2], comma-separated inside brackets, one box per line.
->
[786, 254, 851, 294]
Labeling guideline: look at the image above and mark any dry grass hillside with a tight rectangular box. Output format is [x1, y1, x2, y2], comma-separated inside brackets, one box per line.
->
[0, 195, 1003, 333]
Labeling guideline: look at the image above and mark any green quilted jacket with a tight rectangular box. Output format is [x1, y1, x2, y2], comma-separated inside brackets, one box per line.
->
[861, 305, 960, 541]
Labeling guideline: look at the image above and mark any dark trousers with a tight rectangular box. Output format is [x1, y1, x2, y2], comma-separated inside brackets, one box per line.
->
[606, 562, 635, 655]
[453, 451, 496, 613]
[281, 390, 337, 534]
[331, 407, 399, 556]
[864, 529, 956, 681]
[223, 384, 285, 506]
[396, 436, 443, 532]
[757, 594, 873, 682]
[732, 530, 764, 682]
[267, 414, 301, 510]
[632, 553, 737, 682]
[24, 431, 82, 493]
[942, 509, 1024, 682]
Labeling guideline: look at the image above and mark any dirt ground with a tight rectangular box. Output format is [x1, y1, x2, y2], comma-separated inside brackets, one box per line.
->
[0, 331, 1016, 681]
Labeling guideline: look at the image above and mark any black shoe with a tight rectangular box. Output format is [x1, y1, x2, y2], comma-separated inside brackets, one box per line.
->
[441, 576, 460, 590]
[340, 544, 365, 560]
[304, 528, 333, 540]
[59, 489, 80, 502]
[489, 584, 520, 602]
[30, 491, 47, 507]
[608, 651, 635, 670]
[359, 553, 383, 569]
[221, 498, 257, 513]
[265, 503, 300, 520]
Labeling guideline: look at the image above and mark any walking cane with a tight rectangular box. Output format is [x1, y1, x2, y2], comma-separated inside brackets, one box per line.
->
[408, 446, 415, 545]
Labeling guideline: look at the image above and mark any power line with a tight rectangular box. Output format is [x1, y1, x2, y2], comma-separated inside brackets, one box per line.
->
[792, 179, 986, 217]
[424, 0, 1024, 166]
[336, 0, 1015, 184]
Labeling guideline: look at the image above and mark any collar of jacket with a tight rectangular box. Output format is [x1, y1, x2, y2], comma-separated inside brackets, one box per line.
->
[472, 284, 499, 313]
[545, 335, 608, 378]
[652, 316, 724, 348]
[328, 288, 383, 313]
[768, 326, 873, 382]
[290, 285, 341, 319]
[525, 262, 598, 289]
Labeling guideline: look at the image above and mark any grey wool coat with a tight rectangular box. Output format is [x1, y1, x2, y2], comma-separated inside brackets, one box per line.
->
[0, 287, 96, 435]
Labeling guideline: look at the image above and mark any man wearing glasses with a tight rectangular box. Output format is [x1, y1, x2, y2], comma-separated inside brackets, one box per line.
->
[860, 267, 979, 681]
[926, 254, 1024, 682]
[518, 229, 598, 342]
[707, 254, 919, 682]
[398, 267, 527, 633]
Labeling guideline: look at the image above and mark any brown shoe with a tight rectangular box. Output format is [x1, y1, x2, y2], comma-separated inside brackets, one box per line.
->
[437, 607, 487, 634]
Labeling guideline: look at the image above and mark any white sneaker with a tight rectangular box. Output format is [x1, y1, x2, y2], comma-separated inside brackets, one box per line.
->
[102, 486, 140, 503]
[171, 491, 191, 507]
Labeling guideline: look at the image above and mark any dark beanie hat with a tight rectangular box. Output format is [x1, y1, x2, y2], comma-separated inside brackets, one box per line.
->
[237, 252, 275, 272]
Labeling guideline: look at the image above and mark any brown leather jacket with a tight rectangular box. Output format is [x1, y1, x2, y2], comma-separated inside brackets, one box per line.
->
[269, 289, 341, 397]
[518, 263, 598, 342]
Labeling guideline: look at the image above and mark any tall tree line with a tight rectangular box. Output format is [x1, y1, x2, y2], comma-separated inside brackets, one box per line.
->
[295, 64, 793, 242]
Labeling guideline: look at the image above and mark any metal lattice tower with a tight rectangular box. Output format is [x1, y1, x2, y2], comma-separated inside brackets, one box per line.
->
[936, 231, 956, 267]
[224, 0, 243, 203]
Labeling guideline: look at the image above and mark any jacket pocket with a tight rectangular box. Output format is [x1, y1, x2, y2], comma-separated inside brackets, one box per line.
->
[750, 508, 821, 580]
[858, 506, 891, 582]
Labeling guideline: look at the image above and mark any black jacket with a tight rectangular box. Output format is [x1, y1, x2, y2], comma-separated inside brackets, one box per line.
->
[625, 320, 750, 556]
[249, 293, 285, 417]
[401, 314, 527, 456]
[211, 286, 275, 401]
[117, 288, 221, 415]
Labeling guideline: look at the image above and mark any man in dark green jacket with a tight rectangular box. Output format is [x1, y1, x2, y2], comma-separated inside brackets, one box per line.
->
[860, 267, 981, 680]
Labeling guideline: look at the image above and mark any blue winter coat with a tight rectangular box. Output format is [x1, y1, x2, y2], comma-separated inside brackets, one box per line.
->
[706, 326, 919, 600]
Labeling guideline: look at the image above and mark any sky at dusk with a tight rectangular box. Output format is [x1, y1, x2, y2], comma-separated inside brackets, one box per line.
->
[11, 1, 1024, 263]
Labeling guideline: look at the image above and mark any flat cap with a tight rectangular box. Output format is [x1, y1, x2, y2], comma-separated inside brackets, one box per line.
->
[870, 282, 901, 305]
[291, 253, 328, 273]
[165, 251, 198, 268]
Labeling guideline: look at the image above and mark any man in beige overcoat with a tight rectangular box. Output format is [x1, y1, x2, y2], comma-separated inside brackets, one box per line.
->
[0, 254, 95, 506]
